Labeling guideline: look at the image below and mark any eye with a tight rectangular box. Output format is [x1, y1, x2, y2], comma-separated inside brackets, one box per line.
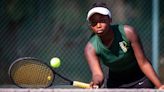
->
[90, 21, 97, 27]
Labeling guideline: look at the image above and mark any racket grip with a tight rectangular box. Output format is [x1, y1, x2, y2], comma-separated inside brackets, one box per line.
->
[72, 81, 90, 88]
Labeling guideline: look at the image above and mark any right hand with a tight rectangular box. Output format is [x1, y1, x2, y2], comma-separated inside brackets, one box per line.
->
[89, 82, 99, 89]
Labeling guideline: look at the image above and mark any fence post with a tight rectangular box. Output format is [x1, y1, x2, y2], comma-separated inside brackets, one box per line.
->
[152, 0, 159, 74]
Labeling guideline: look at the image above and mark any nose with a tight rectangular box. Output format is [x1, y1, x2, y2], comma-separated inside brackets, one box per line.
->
[96, 23, 101, 28]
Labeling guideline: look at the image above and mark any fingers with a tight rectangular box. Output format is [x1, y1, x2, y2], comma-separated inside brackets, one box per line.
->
[89, 82, 99, 89]
[92, 85, 99, 89]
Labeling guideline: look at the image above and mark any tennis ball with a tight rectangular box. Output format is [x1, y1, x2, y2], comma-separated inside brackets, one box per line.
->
[47, 76, 52, 81]
[50, 57, 61, 68]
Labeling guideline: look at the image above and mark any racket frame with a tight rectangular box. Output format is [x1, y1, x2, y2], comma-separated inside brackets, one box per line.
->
[8, 57, 55, 88]
[8, 57, 82, 88]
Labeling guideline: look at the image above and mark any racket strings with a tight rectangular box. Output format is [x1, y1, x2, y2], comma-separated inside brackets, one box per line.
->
[11, 60, 54, 88]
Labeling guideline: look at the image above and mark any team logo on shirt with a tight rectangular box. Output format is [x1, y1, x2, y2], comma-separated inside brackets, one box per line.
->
[119, 41, 128, 53]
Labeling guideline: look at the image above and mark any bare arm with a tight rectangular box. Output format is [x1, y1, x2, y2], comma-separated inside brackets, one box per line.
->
[124, 25, 162, 88]
[84, 42, 104, 88]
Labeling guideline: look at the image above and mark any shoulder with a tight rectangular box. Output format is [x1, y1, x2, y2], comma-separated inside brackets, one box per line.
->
[88, 34, 99, 49]
[123, 24, 139, 42]
[84, 42, 96, 56]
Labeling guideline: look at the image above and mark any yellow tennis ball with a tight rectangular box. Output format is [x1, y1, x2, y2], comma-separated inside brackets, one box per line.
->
[47, 76, 52, 81]
[50, 57, 61, 68]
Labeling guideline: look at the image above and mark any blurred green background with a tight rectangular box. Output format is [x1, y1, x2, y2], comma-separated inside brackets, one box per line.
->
[0, 0, 164, 87]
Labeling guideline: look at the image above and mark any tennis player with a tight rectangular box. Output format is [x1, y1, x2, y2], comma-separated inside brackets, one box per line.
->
[84, 2, 164, 89]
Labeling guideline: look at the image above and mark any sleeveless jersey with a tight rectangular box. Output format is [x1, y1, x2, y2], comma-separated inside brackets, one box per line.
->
[89, 24, 138, 72]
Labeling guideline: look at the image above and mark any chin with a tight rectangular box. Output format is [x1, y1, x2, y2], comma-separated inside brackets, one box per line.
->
[97, 33, 104, 37]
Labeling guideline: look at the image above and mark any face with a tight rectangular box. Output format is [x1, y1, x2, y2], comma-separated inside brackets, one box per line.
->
[89, 13, 111, 36]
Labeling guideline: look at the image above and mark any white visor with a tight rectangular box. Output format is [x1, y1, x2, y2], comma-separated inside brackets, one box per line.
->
[87, 7, 111, 21]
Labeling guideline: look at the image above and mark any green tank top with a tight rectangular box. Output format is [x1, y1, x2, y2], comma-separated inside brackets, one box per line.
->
[89, 24, 138, 72]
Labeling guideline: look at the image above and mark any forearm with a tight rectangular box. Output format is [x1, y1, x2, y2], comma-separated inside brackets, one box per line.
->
[140, 61, 162, 88]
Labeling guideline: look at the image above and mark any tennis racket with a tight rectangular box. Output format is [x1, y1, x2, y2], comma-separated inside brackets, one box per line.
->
[8, 57, 90, 88]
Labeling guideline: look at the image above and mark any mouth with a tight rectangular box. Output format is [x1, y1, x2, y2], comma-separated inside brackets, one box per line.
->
[97, 30, 103, 34]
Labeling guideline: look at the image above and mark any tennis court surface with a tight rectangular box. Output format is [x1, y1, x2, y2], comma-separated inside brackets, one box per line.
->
[0, 88, 163, 92]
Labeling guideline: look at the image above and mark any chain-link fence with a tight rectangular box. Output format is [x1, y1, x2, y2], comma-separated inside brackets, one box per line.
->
[0, 0, 164, 86]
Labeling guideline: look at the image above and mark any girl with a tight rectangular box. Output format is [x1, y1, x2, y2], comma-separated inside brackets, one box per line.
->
[84, 2, 164, 89]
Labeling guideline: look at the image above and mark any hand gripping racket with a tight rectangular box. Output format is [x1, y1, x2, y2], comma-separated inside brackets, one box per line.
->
[8, 57, 90, 88]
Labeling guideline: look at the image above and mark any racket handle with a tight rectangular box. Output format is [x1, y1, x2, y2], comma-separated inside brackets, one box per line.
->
[72, 81, 90, 88]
